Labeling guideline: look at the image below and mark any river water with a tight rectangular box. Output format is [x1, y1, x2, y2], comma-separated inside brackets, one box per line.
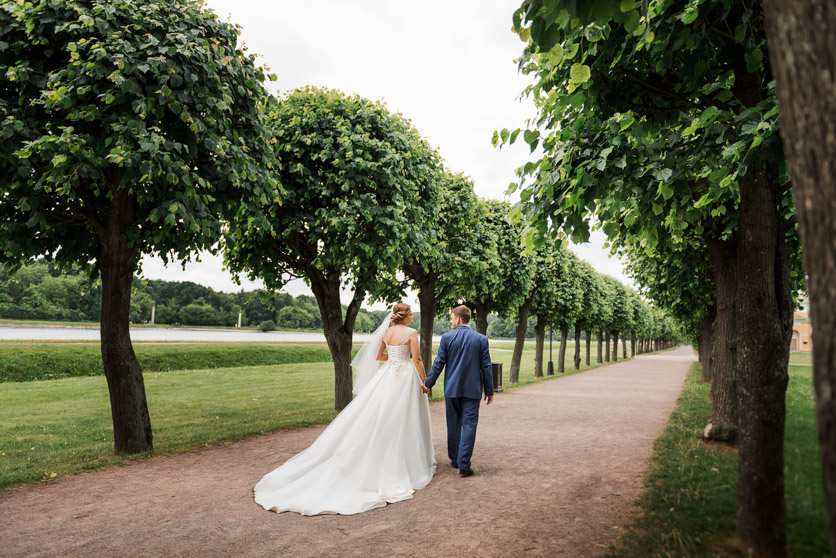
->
[0, 325, 378, 343]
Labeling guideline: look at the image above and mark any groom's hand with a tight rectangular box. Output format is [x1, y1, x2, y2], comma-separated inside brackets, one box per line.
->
[484, 394, 494, 405]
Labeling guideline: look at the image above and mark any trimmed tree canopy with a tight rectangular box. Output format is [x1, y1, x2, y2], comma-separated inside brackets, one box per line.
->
[0, 0, 278, 454]
[224, 86, 440, 410]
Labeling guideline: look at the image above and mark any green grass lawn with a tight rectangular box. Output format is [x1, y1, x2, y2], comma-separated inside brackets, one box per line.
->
[0, 342, 338, 382]
[608, 362, 827, 557]
[788, 352, 813, 365]
[0, 339, 623, 489]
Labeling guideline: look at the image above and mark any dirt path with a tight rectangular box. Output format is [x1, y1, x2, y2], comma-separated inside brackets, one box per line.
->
[0, 347, 694, 557]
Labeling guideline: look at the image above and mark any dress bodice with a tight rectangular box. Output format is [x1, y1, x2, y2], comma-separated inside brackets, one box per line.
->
[386, 344, 412, 363]
[385, 328, 415, 363]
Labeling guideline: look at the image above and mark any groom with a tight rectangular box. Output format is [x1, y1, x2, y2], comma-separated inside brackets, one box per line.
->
[423, 305, 493, 477]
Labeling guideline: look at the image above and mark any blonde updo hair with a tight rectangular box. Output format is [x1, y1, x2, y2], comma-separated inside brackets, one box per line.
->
[390, 303, 412, 325]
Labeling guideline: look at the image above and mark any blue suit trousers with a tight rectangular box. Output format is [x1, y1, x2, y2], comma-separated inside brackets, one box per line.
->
[446, 397, 481, 470]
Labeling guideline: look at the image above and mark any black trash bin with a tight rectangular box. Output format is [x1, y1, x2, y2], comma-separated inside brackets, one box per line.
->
[491, 362, 503, 393]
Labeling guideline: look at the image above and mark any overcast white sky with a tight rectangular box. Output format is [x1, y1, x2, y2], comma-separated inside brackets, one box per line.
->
[138, 0, 633, 308]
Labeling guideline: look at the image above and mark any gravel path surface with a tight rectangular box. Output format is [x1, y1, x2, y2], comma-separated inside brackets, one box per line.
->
[1, 347, 694, 557]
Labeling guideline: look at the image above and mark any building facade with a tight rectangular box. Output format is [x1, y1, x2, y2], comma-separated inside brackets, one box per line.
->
[791, 296, 813, 353]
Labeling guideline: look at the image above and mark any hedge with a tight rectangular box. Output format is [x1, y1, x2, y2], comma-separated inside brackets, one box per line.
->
[0, 343, 341, 383]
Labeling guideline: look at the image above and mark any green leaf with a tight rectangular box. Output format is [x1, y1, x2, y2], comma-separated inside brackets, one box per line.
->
[524, 129, 540, 150]
[619, 113, 635, 130]
[585, 26, 604, 42]
[624, 10, 640, 34]
[620, 0, 638, 11]
[653, 168, 673, 181]
[681, 8, 698, 25]
[745, 48, 763, 73]
[569, 63, 591, 84]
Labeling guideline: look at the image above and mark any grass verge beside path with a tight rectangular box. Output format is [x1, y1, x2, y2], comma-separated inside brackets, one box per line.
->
[0, 362, 338, 489]
[0, 343, 336, 383]
[608, 362, 827, 557]
[1, 340, 647, 489]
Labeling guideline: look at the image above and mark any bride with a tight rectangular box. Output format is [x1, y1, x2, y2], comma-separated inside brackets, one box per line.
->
[253, 302, 437, 515]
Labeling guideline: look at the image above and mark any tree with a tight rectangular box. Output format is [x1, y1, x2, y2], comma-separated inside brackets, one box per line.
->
[532, 247, 583, 375]
[762, 2, 836, 550]
[507, 2, 803, 552]
[0, 0, 278, 453]
[178, 301, 216, 326]
[606, 278, 631, 363]
[591, 276, 615, 364]
[276, 306, 315, 330]
[402, 171, 488, 366]
[571, 260, 598, 369]
[622, 238, 719, 385]
[459, 200, 533, 336]
[129, 291, 153, 323]
[528, 239, 576, 377]
[224, 87, 439, 411]
[353, 311, 376, 333]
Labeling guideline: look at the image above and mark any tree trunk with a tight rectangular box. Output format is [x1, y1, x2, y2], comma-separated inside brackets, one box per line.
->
[734, 161, 793, 556]
[630, 331, 636, 357]
[622, 336, 627, 359]
[699, 305, 716, 382]
[597, 331, 604, 362]
[703, 238, 739, 444]
[605, 332, 611, 361]
[309, 271, 362, 411]
[99, 230, 152, 455]
[585, 329, 591, 366]
[534, 314, 547, 378]
[573, 323, 582, 370]
[558, 327, 568, 373]
[509, 294, 534, 384]
[416, 277, 437, 371]
[724, 21, 795, 552]
[473, 301, 489, 336]
[612, 331, 619, 362]
[763, 4, 836, 552]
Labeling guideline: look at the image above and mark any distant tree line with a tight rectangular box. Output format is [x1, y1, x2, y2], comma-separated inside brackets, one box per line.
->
[0, 261, 394, 331]
[0, 260, 547, 337]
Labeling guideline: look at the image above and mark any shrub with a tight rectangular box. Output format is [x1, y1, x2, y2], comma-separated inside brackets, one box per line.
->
[259, 320, 277, 332]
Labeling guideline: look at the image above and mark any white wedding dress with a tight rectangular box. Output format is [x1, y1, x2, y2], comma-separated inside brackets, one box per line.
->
[254, 327, 436, 515]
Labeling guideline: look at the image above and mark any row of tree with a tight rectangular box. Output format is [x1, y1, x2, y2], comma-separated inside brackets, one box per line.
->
[0, 1, 681, 473]
[0, 261, 394, 330]
[220, 89, 683, 416]
[505, 0, 833, 555]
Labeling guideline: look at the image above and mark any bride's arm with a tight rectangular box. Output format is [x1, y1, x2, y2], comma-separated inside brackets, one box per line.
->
[376, 340, 387, 361]
[408, 332, 426, 381]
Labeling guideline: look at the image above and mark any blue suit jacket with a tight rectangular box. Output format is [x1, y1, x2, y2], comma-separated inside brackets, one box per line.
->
[425, 325, 493, 398]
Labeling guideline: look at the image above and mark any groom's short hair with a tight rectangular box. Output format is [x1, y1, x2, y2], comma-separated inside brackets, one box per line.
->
[452, 305, 471, 323]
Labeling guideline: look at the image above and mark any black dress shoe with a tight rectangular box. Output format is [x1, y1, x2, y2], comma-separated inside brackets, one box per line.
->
[459, 468, 474, 477]
[450, 460, 458, 469]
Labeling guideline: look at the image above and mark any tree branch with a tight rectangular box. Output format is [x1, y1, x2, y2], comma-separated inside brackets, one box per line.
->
[617, 68, 704, 109]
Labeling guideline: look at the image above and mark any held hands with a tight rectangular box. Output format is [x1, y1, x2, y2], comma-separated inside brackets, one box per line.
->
[421, 384, 432, 396]
[484, 394, 494, 405]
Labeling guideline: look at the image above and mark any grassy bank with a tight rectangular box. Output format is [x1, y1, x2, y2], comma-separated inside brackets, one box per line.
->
[608, 362, 827, 557]
[0, 342, 337, 383]
[0, 339, 622, 489]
